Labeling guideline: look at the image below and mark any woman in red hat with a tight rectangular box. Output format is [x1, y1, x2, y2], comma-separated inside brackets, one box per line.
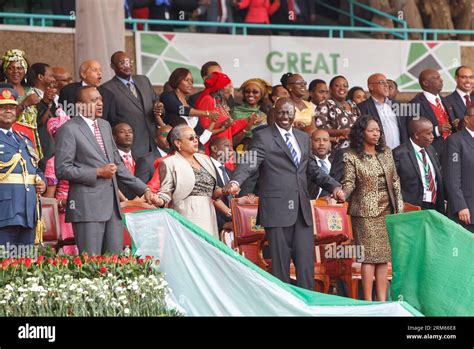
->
[196, 72, 257, 169]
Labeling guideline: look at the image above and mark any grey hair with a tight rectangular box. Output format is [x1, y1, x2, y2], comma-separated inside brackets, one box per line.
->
[167, 124, 190, 152]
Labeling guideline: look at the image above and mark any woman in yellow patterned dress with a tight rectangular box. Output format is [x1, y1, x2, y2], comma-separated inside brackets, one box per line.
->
[342, 115, 404, 301]
[1, 49, 42, 158]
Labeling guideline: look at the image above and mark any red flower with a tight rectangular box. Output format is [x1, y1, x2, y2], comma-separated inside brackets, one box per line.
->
[73, 256, 82, 265]
[61, 258, 68, 266]
[11, 260, 18, 268]
[1, 260, 8, 269]
[36, 256, 44, 265]
[48, 258, 56, 266]
[138, 258, 144, 265]
[25, 258, 32, 268]
[155, 259, 160, 266]
[146, 256, 152, 262]
[82, 253, 89, 262]
[111, 254, 118, 263]
[100, 266, 107, 274]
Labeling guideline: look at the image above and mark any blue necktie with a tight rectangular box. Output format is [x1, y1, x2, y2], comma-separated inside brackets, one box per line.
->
[6, 131, 19, 145]
[285, 132, 299, 167]
[319, 159, 329, 174]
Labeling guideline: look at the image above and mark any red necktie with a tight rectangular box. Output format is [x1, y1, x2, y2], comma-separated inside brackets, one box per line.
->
[465, 94, 472, 108]
[435, 98, 450, 139]
[92, 121, 107, 157]
[420, 148, 437, 204]
[123, 153, 135, 174]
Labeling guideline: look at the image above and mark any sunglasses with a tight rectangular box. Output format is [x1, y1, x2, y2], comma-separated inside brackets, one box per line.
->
[183, 135, 199, 141]
[244, 89, 260, 94]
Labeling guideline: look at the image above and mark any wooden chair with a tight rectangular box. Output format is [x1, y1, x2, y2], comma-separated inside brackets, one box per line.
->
[120, 199, 156, 249]
[228, 197, 268, 270]
[40, 197, 76, 252]
[310, 198, 354, 294]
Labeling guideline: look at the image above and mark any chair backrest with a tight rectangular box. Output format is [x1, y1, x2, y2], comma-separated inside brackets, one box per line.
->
[310, 198, 352, 245]
[230, 197, 265, 241]
[120, 200, 156, 248]
[403, 202, 422, 212]
[40, 197, 61, 245]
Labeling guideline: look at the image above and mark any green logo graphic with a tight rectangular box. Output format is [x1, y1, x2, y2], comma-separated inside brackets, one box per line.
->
[395, 42, 459, 92]
[138, 33, 203, 85]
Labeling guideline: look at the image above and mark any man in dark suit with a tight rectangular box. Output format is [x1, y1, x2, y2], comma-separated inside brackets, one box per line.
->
[58, 60, 116, 122]
[102, 51, 163, 158]
[224, 97, 344, 290]
[393, 117, 445, 213]
[408, 69, 457, 157]
[308, 129, 332, 199]
[209, 137, 233, 231]
[55, 86, 155, 254]
[358, 73, 408, 149]
[445, 106, 474, 233]
[134, 124, 172, 184]
[112, 123, 138, 200]
[445, 66, 474, 123]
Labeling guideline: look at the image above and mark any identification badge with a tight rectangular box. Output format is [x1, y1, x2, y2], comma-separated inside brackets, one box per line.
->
[423, 190, 432, 203]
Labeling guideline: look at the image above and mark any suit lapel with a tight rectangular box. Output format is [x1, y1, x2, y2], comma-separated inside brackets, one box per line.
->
[98, 119, 113, 161]
[453, 92, 466, 117]
[293, 129, 307, 164]
[0, 130, 19, 148]
[114, 77, 143, 111]
[461, 128, 474, 148]
[419, 94, 438, 126]
[426, 145, 442, 184]
[133, 76, 149, 109]
[77, 116, 108, 161]
[271, 125, 297, 166]
[407, 141, 424, 184]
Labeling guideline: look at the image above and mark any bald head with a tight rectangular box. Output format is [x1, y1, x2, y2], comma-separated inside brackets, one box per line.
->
[52, 66, 73, 90]
[79, 60, 102, 87]
[367, 73, 389, 99]
[409, 117, 434, 148]
[419, 69, 443, 95]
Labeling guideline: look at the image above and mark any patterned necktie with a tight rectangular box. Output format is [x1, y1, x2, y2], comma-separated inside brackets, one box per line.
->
[285, 132, 299, 167]
[123, 153, 135, 174]
[434, 97, 449, 139]
[420, 148, 437, 204]
[92, 121, 107, 157]
[127, 81, 138, 98]
[319, 159, 329, 174]
[465, 94, 472, 108]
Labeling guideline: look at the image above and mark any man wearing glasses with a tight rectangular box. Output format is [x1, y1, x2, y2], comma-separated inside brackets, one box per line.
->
[102, 51, 165, 158]
[358, 73, 408, 150]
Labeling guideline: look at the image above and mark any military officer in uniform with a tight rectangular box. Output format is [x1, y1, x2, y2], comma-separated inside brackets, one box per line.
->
[0, 83, 46, 251]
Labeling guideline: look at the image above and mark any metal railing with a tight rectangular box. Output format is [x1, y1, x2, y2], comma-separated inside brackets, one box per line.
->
[1, 11, 474, 41]
[315, 0, 408, 40]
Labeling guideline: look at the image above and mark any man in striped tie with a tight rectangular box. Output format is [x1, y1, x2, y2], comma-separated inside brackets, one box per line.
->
[55, 86, 156, 255]
[225, 97, 345, 290]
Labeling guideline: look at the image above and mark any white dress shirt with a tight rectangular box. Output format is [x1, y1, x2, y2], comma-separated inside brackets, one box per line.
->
[373, 97, 400, 149]
[79, 114, 95, 135]
[118, 149, 133, 162]
[275, 124, 301, 162]
[157, 147, 168, 158]
[210, 157, 227, 185]
[466, 127, 474, 138]
[410, 139, 437, 194]
[456, 88, 471, 106]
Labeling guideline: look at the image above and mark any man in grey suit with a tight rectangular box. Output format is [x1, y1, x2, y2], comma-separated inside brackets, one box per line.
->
[55, 86, 155, 254]
[224, 98, 344, 290]
[445, 106, 474, 233]
[102, 51, 164, 158]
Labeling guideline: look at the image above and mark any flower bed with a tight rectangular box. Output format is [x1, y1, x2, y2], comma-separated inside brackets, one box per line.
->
[0, 250, 181, 316]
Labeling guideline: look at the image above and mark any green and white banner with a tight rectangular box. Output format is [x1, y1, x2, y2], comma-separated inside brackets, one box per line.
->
[135, 32, 460, 92]
[124, 209, 420, 316]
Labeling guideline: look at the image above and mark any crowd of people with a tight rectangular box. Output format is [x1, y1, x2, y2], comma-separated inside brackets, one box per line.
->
[1, 45, 474, 301]
[4, 0, 474, 39]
